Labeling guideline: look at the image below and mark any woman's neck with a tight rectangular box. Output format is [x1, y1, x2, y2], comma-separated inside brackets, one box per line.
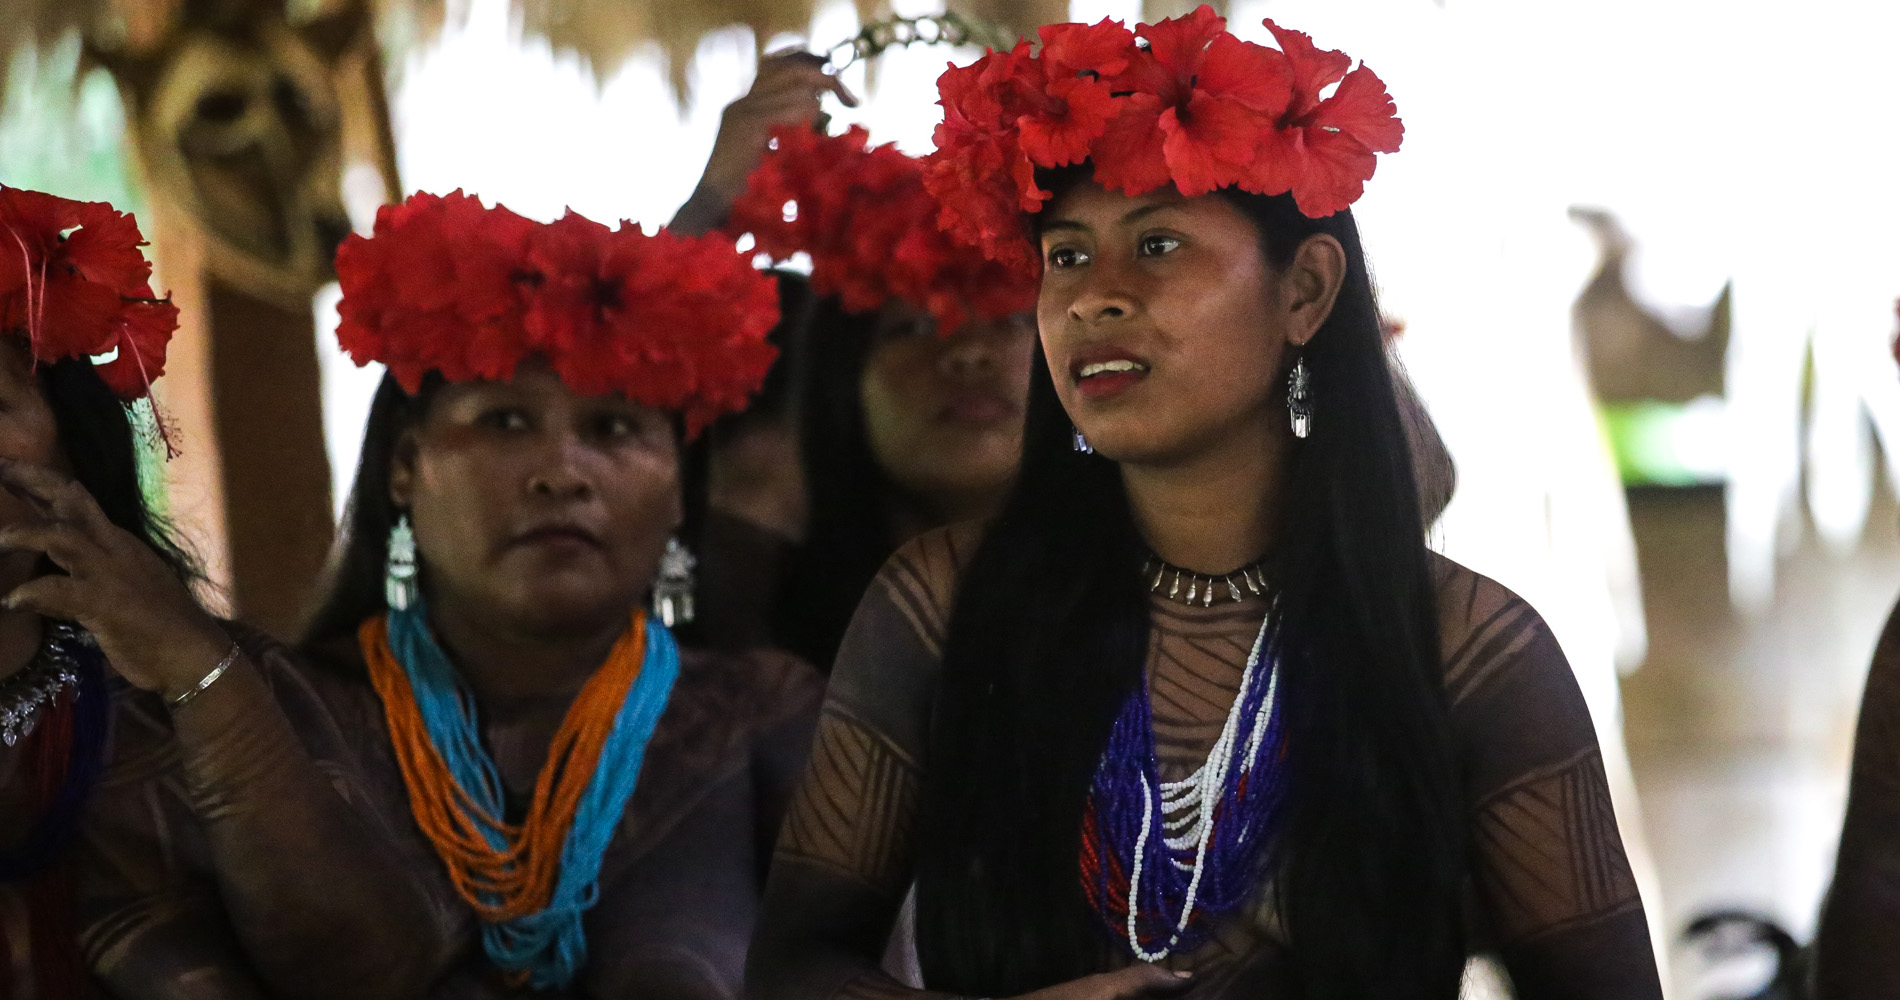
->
[1121, 410, 1285, 574]
[424, 594, 627, 721]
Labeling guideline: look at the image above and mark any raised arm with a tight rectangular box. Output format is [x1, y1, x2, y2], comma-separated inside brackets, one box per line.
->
[1435, 563, 1664, 1000]
[1815, 596, 1900, 998]
[668, 51, 856, 237]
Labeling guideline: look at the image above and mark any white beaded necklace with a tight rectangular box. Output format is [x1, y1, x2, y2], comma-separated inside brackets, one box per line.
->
[1124, 610, 1279, 962]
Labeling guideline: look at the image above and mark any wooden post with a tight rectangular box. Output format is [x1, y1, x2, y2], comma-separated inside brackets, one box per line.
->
[85, 0, 384, 636]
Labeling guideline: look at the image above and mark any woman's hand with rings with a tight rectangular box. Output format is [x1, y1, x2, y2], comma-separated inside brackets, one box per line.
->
[0, 458, 232, 702]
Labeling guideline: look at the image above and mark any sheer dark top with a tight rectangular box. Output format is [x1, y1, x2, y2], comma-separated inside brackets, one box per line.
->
[748, 525, 1663, 999]
[75, 624, 822, 999]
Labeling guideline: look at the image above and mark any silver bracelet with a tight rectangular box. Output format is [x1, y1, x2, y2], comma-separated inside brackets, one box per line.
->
[170, 643, 240, 710]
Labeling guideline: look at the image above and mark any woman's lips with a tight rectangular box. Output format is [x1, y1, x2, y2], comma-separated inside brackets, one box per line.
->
[510, 526, 603, 552]
[1073, 358, 1150, 401]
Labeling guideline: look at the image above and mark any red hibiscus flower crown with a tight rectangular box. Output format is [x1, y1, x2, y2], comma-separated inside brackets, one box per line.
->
[335, 191, 781, 434]
[725, 125, 1036, 336]
[0, 185, 178, 402]
[924, 4, 1403, 271]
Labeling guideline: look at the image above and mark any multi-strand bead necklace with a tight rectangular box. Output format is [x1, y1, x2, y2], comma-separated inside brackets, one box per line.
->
[1081, 569, 1288, 961]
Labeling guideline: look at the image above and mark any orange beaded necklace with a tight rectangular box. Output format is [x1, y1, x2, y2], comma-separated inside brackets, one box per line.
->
[358, 611, 648, 921]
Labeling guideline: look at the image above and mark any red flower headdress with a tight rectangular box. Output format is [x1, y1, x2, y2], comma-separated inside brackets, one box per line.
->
[335, 191, 780, 434]
[924, 5, 1403, 271]
[726, 125, 1036, 336]
[0, 186, 178, 402]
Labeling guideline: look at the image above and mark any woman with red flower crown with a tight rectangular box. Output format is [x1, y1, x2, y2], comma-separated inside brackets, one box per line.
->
[0, 184, 267, 999]
[666, 52, 1043, 674]
[748, 9, 1664, 1000]
[73, 192, 823, 999]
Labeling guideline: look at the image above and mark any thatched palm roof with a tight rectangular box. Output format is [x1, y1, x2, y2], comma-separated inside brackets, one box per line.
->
[6, 0, 1226, 102]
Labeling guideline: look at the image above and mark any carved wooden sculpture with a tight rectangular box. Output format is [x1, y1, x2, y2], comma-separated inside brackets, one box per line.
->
[5, 0, 399, 635]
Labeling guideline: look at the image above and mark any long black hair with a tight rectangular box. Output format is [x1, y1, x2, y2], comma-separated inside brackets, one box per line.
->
[39, 358, 198, 582]
[297, 371, 710, 651]
[771, 286, 900, 670]
[298, 372, 438, 649]
[912, 187, 1466, 999]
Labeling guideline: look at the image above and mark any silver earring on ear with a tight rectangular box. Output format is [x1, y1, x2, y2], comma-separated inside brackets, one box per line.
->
[651, 537, 697, 627]
[1072, 426, 1094, 454]
[1288, 353, 1313, 439]
[385, 514, 419, 611]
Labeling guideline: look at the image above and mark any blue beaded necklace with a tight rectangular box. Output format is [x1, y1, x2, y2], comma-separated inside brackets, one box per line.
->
[386, 601, 680, 989]
[1080, 610, 1289, 960]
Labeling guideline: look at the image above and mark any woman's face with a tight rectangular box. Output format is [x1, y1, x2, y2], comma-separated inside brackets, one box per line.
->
[390, 360, 679, 638]
[859, 302, 1036, 518]
[1037, 183, 1332, 465]
[0, 345, 67, 591]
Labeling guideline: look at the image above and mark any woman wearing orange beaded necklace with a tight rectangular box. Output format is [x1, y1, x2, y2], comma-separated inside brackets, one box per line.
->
[83, 192, 823, 999]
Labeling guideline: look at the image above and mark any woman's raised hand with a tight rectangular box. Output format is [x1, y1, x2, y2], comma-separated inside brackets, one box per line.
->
[1015, 966, 1196, 1000]
[670, 50, 858, 235]
[0, 458, 233, 700]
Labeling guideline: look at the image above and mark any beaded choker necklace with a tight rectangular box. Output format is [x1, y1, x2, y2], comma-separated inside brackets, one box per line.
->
[0, 628, 84, 748]
[1080, 609, 1289, 960]
[1144, 555, 1270, 608]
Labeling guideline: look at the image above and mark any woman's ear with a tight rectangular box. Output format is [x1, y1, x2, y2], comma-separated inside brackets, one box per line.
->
[388, 426, 421, 510]
[1282, 233, 1348, 347]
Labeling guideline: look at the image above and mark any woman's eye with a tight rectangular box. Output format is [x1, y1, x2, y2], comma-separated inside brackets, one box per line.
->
[478, 409, 530, 432]
[1047, 246, 1089, 269]
[1138, 234, 1181, 257]
[595, 414, 638, 438]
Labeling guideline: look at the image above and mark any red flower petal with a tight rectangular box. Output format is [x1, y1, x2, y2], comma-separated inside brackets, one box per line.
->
[1242, 124, 1303, 198]
[1017, 75, 1117, 167]
[1264, 19, 1352, 119]
[35, 274, 122, 359]
[1307, 64, 1404, 153]
[1039, 18, 1136, 78]
[1089, 94, 1172, 195]
[1012, 145, 1054, 214]
[96, 292, 176, 399]
[1137, 4, 1226, 83]
[1159, 94, 1261, 197]
[1101, 45, 1174, 99]
[1287, 128, 1377, 217]
[61, 203, 153, 291]
[523, 211, 614, 354]
[1197, 35, 1292, 113]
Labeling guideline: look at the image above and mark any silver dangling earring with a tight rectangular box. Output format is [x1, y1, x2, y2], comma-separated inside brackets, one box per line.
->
[651, 537, 697, 627]
[385, 514, 419, 611]
[1072, 426, 1094, 454]
[1287, 353, 1313, 439]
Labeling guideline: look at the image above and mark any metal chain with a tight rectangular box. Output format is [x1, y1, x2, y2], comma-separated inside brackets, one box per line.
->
[823, 12, 1017, 72]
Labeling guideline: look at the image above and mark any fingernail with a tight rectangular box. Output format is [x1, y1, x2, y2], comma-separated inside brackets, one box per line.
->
[1174, 971, 1193, 979]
